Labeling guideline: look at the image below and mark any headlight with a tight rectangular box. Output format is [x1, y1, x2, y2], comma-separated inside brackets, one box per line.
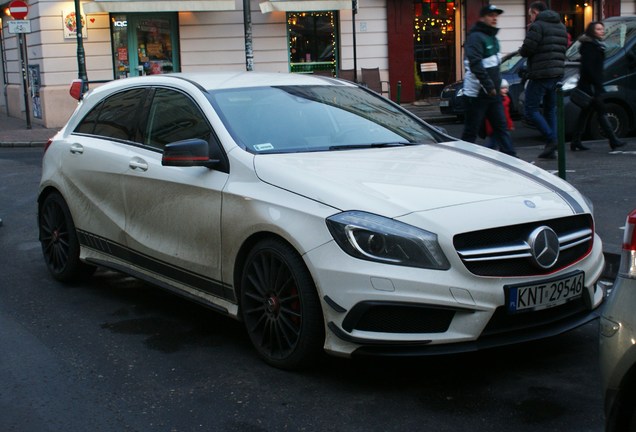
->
[457, 88, 464, 97]
[326, 211, 450, 270]
[561, 75, 579, 92]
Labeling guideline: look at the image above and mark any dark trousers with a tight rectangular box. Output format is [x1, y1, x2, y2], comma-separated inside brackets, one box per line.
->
[461, 95, 516, 156]
[572, 96, 613, 141]
[524, 77, 559, 144]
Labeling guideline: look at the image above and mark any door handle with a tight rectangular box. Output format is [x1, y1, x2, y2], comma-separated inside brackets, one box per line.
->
[129, 157, 148, 171]
[69, 143, 84, 154]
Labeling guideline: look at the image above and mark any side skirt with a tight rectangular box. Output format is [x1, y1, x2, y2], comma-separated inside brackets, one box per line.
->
[77, 229, 237, 312]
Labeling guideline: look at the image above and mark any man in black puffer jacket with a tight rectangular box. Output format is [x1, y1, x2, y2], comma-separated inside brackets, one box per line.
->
[519, 1, 568, 159]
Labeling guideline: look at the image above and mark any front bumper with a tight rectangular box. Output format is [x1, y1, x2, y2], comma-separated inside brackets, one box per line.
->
[306, 233, 605, 358]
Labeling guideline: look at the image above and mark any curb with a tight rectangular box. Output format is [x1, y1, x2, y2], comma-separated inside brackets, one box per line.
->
[0, 141, 48, 148]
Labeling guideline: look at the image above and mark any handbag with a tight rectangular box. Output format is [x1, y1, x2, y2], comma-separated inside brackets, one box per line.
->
[570, 87, 593, 109]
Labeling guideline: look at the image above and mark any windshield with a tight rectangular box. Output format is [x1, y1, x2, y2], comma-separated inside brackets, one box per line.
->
[566, 19, 636, 60]
[209, 86, 441, 154]
[500, 53, 522, 74]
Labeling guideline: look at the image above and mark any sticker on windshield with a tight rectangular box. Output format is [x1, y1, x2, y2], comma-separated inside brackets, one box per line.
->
[254, 143, 275, 151]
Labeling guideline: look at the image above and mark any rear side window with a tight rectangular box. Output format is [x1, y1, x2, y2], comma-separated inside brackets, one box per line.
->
[74, 88, 147, 141]
[144, 88, 212, 150]
[75, 101, 102, 134]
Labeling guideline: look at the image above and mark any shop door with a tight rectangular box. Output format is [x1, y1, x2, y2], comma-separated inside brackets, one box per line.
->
[111, 13, 180, 79]
[413, 0, 456, 90]
[552, 0, 585, 42]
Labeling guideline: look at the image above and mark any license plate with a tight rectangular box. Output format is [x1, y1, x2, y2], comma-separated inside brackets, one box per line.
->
[439, 100, 450, 107]
[506, 272, 585, 313]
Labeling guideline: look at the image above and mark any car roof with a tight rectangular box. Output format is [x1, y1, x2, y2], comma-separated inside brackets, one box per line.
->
[87, 72, 354, 96]
[604, 16, 636, 22]
[182, 71, 355, 90]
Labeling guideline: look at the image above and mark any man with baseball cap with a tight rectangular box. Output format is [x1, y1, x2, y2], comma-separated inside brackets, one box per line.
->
[460, 5, 515, 156]
[480, 4, 503, 16]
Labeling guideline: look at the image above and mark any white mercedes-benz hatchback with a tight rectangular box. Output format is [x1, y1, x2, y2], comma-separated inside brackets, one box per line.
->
[38, 72, 605, 369]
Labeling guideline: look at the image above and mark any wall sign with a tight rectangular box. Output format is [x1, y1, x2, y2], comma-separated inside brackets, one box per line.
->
[63, 8, 88, 39]
[8, 20, 31, 33]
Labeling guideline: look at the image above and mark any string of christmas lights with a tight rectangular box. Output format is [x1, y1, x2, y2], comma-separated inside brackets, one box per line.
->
[287, 11, 337, 73]
[414, 1, 455, 43]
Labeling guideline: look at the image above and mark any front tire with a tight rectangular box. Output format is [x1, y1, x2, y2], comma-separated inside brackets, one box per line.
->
[589, 103, 629, 140]
[38, 192, 95, 282]
[240, 238, 324, 369]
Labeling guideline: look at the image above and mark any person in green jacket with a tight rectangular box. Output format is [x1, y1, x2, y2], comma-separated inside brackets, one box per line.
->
[460, 4, 515, 157]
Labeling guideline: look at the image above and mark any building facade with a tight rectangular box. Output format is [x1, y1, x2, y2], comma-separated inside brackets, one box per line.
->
[1, 0, 633, 128]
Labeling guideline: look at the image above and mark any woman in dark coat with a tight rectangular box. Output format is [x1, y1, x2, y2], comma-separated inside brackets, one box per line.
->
[570, 21, 626, 151]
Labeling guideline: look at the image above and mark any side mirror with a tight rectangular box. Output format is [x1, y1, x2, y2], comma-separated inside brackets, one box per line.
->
[162, 138, 220, 168]
[69, 79, 85, 101]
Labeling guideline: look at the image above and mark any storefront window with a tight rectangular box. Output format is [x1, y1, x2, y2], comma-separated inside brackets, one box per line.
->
[287, 12, 337, 76]
[112, 15, 130, 79]
[413, 0, 455, 88]
[110, 13, 180, 79]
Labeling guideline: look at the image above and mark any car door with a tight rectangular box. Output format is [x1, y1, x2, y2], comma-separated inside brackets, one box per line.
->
[62, 87, 148, 246]
[120, 87, 231, 300]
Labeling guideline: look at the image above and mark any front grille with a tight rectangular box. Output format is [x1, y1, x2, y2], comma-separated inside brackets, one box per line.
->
[342, 302, 456, 334]
[453, 215, 594, 277]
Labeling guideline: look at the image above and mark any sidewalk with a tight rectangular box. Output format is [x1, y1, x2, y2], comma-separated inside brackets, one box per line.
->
[0, 108, 59, 147]
[2, 104, 634, 277]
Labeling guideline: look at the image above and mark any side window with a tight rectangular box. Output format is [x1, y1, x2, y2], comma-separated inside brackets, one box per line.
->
[74, 101, 103, 134]
[144, 88, 212, 150]
[92, 88, 147, 141]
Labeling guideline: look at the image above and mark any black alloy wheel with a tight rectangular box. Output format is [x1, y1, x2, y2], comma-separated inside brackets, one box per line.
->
[39, 192, 95, 282]
[240, 238, 324, 369]
[590, 103, 629, 140]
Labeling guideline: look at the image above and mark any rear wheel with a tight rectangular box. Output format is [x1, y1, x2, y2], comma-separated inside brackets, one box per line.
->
[39, 192, 95, 282]
[240, 238, 324, 369]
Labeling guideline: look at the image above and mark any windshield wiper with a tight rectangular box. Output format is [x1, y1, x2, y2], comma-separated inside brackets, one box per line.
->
[329, 142, 411, 151]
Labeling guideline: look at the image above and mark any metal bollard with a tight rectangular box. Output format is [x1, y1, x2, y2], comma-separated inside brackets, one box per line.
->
[396, 81, 401, 105]
[556, 83, 566, 180]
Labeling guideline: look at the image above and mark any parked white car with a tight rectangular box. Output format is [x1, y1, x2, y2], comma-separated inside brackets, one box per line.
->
[600, 209, 636, 431]
[38, 72, 605, 369]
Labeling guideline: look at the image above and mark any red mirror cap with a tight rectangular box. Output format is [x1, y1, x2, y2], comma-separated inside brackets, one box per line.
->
[69, 79, 84, 101]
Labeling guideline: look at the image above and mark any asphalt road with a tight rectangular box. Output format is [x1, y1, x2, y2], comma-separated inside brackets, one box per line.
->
[1, 147, 606, 432]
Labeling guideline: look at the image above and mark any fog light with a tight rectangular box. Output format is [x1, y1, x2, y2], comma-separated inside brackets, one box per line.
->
[600, 316, 620, 338]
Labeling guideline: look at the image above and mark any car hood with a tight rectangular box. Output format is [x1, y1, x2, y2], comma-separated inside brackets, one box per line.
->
[252, 142, 581, 217]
